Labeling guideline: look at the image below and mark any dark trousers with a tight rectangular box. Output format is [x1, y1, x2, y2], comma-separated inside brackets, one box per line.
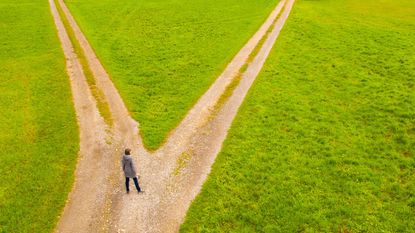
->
[125, 177, 141, 192]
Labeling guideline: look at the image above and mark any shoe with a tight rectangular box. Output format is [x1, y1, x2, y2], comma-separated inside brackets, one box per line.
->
[126, 190, 130, 194]
[137, 190, 144, 194]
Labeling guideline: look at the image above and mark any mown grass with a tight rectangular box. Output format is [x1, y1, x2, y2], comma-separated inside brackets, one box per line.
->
[181, 0, 415, 232]
[0, 1, 79, 232]
[65, 0, 279, 150]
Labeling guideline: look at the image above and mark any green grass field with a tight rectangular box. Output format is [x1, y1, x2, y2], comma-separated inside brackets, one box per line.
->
[181, 0, 415, 232]
[0, 1, 79, 232]
[65, 0, 279, 150]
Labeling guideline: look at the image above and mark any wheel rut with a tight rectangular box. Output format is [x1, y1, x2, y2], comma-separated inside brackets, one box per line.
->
[50, 0, 295, 232]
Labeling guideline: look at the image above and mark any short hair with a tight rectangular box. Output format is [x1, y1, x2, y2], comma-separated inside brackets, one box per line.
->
[125, 148, 131, 155]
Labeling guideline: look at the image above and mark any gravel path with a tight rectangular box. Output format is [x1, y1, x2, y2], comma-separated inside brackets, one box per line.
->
[50, 0, 295, 232]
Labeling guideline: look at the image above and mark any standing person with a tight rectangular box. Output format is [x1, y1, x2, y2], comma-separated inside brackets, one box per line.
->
[122, 148, 142, 194]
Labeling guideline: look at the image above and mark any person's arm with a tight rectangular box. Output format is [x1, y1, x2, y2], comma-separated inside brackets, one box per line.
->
[122, 158, 126, 171]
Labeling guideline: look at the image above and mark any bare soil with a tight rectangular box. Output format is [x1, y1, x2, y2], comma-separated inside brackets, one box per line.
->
[50, 0, 295, 232]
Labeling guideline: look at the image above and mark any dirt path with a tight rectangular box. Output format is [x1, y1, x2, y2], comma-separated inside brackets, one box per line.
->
[49, 0, 114, 231]
[50, 0, 295, 232]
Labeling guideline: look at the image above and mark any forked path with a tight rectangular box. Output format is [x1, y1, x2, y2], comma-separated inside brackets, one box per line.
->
[50, 0, 295, 232]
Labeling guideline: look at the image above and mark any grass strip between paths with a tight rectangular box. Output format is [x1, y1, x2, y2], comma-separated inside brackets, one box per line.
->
[212, 0, 287, 114]
[54, 0, 113, 126]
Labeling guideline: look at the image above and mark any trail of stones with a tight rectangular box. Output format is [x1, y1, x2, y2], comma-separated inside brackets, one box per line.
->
[50, 0, 295, 232]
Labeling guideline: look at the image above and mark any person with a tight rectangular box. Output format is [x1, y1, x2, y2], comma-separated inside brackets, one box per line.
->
[122, 148, 142, 194]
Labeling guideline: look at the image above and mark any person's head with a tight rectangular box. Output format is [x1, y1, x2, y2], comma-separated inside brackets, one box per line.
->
[125, 148, 131, 155]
